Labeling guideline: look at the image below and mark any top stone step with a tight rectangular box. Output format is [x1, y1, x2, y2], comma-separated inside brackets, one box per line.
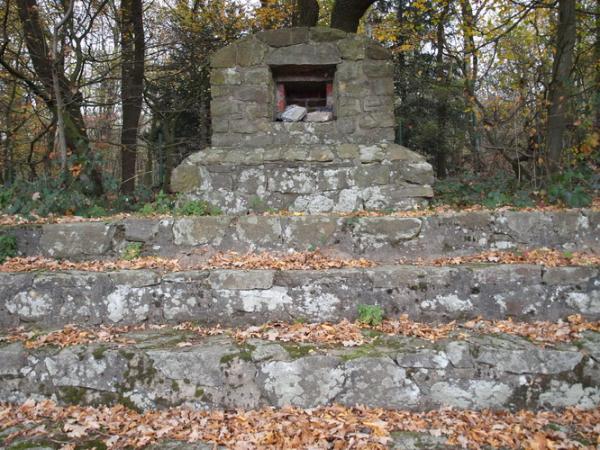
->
[4, 208, 598, 261]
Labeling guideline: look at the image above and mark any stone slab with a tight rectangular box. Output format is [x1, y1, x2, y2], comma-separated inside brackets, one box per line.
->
[5, 209, 599, 262]
[0, 331, 597, 411]
[0, 265, 598, 329]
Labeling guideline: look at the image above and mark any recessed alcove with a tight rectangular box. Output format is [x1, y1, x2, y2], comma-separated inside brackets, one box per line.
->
[271, 65, 336, 119]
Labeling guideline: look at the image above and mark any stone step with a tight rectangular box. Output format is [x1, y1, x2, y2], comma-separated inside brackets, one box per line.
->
[1, 327, 598, 412]
[5, 208, 597, 261]
[1, 265, 598, 329]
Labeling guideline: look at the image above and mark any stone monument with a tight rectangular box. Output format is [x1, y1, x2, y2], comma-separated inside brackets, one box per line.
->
[171, 27, 434, 213]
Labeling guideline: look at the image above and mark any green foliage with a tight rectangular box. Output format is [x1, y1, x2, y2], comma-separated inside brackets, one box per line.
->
[138, 190, 174, 215]
[121, 242, 143, 261]
[434, 168, 596, 209]
[357, 304, 384, 326]
[546, 168, 595, 208]
[138, 191, 221, 216]
[175, 199, 222, 216]
[434, 172, 535, 208]
[0, 234, 17, 263]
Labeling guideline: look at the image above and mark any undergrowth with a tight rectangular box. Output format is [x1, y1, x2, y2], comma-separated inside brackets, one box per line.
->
[434, 167, 597, 208]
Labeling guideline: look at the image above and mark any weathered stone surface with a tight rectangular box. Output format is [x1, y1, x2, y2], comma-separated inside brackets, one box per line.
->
[209, 27, 397, 149]
[0, 264, 598, 329]
[256, 27, 309, 47]
[281, 105, 307, 122]
[39, 222, 114, 258]
[1, 332, 597, 411]
[9, 208, 599, 262]
[171, 143, 433, 213]
[266, 43, 342, 66]
[170, 163, 202, 193]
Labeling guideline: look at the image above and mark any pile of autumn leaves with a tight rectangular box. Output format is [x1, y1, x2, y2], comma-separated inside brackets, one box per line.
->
[1, 248, 599, 273]
[3, 314, 599, 351]
[1, 400, 598, 449]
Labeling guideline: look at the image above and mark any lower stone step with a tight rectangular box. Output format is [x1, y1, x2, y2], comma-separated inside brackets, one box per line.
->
[1, 328, 598, 412]
[1, 265, 598, 328]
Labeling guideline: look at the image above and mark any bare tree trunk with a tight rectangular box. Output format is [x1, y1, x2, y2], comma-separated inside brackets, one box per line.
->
[594, 0, 600, 134]
[435, 1, 451, 177]
[331, 0, 376, 33]
[119, 0, 145, 194]
[545, 0, 576, 176]
[460, 0, 483, 172]
[293, 0, 319, 27]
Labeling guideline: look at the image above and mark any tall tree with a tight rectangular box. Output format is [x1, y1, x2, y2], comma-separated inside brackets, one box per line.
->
[331, 0, 376, 32]
[12, 0, 105, 194]
[119, 0, 145, 194]
[293, 0, 319, 26]
[545, 0, 576, 175]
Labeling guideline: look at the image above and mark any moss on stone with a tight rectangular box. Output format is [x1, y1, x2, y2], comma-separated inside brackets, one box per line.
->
[7, 440, 58, 450]
[92, 345, 108, 360]
[59, 386, 88, 405]
[194, 387, 204, 398]
[171, 380, 180, 392]
[220, 343, 257, 365]
[280, 343, 316, 359]
[340, 344, 385, 361]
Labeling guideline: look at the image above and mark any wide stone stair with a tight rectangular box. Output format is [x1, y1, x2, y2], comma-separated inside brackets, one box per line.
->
[1, 207, 599, 447]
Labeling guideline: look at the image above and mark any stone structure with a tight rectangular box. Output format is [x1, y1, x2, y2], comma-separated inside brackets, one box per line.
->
[171, 27, 435, 213]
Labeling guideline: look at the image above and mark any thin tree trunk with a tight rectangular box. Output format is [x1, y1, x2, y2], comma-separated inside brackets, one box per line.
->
[461, 0, 483, 172]
[545, 0, 576, 176]
[435, 1, 451, 177]
[119, 0, 145, 194]
[293, 0, 319, 26]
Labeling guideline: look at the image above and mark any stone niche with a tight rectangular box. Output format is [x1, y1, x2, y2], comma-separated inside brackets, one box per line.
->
[171, 26, 434, 214]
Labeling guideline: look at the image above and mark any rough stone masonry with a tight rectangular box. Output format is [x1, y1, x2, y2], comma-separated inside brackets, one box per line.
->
[171, 27, 435, 213]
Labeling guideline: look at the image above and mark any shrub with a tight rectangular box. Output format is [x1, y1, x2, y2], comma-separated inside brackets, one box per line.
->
[0, 234, 17, 263]
[357, 304, 384, 326]
[121, 242, 143, 260]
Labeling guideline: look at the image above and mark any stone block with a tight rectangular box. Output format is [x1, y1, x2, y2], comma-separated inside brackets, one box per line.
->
[266, 43, 341, 65]
[310, 26, 347, 42]
[305, 111, 333, 122]
[366, 41, 392, 59]
[281, 105, 307, 122]
[171, 163, 202, 193]
[173, 216, 233, 246]
[363, 60, 394, 78]
[235, 86, 267, 103]
[336, 98, 362, 116]
[368, 78, 395, 95]
[257, 27, 309, 47]
[244, 67, 271, 85]
[359, 113, 395, 129]
[228, 119, 258, 134]
[210, 68, 242, 85]
[335, 143, 358, 159]
[210, 99, 242, 117]
[40, 222, 114, 258]
[236, 37, 267, 67]
[209, 270, 274, 290]
[336, 117, 356, 134]
[211, 45, 237, 68]
[337, 37, 365, 60]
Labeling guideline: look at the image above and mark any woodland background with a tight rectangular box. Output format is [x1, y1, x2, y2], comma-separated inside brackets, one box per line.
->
[0, 0, 598, 216]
